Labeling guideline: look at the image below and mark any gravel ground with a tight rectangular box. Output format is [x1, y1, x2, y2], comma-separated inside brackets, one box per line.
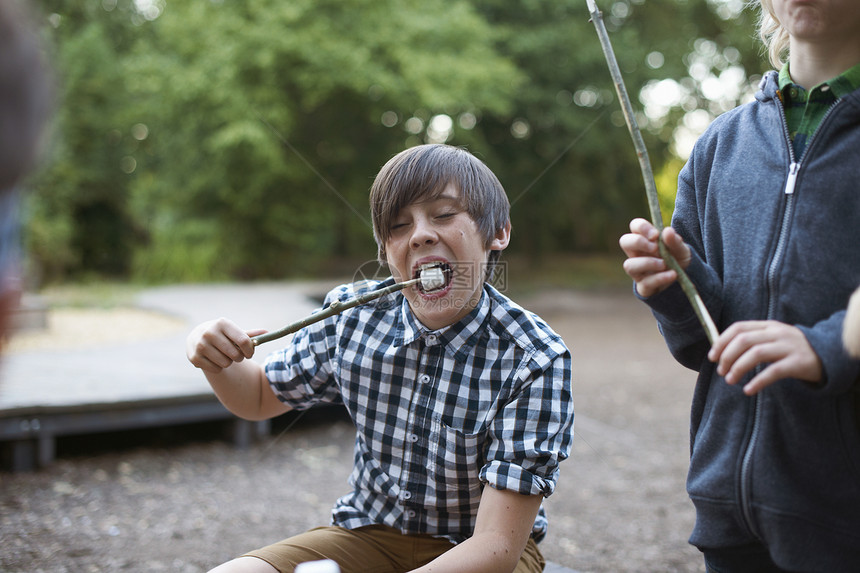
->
[0, 287, 706, 573]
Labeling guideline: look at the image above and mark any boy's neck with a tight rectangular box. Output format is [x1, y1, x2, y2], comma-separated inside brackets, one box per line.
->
[789, 39, 860, 89]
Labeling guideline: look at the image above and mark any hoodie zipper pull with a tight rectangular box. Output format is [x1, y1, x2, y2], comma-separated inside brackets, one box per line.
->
[784, 162, 799, 195]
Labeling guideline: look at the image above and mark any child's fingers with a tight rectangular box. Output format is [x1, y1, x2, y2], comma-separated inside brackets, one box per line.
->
[187, 319, 260, 370]
[660, 227, 692, 269]
[210, 320, 269, 360]
[619, 219, 687, 297]
[235, 328, 266, 358]
[202, 335, 245, 368]
[742, 361, 793, 396]
[722, 334, 778, 385]
[708, 322, 736, 363]
[628, 217, 659, 240]
[622, 258, 676, 297]
[708, 321, 768, 374]
[710, 321, 822, 393]
[205, 318, 251, 360]
[741, 347, 815, 395]
[622, 255, 666, 280]
[620, 219, 664, 259]
[634, 270, 678, 298]
[619, 232, 659, 258]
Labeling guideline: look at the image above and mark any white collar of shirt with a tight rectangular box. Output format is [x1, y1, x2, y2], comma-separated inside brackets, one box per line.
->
[395, 287, 490, 362]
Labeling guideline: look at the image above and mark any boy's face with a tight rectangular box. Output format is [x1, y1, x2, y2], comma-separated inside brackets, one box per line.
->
[384, 184, 510, 330]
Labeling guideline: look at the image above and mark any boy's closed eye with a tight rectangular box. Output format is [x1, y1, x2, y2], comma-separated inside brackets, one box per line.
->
[390, 209, 460, 230]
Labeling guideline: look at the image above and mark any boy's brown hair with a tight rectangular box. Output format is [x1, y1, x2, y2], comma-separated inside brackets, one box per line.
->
[370, 144, 510, 268]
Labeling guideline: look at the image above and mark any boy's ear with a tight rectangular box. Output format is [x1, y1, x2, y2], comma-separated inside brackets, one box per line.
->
[489, 221, 511, 251]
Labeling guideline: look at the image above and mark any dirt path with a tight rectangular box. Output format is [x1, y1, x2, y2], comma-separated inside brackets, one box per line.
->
[527, 289, 702, 572]
[0, 287, 705, 573]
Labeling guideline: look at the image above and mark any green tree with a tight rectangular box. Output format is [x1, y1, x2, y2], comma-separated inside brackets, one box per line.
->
[28, 1, 143, 282]
[126, 0, 522, 281]
[27, 0, 768, 283]
[457, 0, 765, 260]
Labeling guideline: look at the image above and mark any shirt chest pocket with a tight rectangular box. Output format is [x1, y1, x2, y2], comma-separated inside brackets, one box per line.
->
[427, 416, 486, 497]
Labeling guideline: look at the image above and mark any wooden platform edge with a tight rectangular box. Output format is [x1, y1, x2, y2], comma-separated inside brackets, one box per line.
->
[0, 394, 269, 472]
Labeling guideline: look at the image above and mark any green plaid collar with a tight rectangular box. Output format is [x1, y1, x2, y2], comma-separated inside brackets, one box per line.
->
[778, 61, 860, 100]
[777, 61, 860, 158]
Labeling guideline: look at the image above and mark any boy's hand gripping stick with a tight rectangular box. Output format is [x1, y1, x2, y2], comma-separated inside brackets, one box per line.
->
[585, 0, 719, 344]
[251, 266, 446, 346]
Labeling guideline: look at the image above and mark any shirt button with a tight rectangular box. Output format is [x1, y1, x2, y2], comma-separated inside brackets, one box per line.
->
[407, 510, 417, 518]
[408, 434, 419, 443]
[425, 334, 437, 344]
[419, 374, 430, 384]
[400, 491, 412, 501]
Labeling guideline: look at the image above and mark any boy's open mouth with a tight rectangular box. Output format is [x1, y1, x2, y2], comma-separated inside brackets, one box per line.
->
[414, 262, 452, 294]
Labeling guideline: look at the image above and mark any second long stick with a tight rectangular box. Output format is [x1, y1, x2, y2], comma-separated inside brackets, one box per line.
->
[585, 0, 719, 345]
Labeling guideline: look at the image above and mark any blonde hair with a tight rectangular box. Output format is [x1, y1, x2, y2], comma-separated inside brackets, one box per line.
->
[756, 0, 790, 69]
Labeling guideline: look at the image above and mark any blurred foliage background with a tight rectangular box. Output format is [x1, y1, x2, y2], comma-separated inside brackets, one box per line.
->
[24, 0, 767, 285]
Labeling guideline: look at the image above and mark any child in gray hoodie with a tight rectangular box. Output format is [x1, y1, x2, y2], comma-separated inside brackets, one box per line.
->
[620, 0, 860, 571]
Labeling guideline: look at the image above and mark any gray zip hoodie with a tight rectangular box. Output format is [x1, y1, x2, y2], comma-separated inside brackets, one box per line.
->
[642, 70, 860, 571]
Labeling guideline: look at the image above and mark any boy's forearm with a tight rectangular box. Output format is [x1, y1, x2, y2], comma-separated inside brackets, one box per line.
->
[408, 532, 524, 573]
[409, 487, 541, 573]
[205, 360, 290, 421]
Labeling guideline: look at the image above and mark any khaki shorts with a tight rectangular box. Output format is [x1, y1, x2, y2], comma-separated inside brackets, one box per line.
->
[244, 524, 546, 573]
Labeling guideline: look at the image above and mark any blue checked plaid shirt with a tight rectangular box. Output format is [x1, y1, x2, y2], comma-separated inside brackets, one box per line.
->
[263, 278, 574, 544]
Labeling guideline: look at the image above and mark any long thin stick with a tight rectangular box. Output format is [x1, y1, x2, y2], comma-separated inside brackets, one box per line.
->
[251, 278, 420, 346]
[585, 0, 719, 345]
